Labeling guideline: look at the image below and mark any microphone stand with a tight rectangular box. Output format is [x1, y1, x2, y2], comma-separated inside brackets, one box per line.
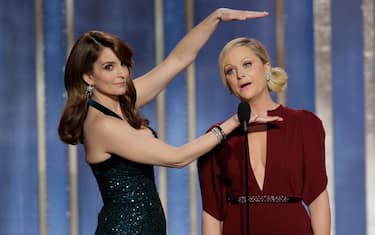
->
[237, 101, 251, 235]
[242, 121, 250, 235]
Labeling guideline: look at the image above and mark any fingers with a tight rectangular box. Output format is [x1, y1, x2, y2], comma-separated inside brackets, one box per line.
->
[249, 114, 259, 122]
[242, 11, 269, 20]
[249, 115, 283, 123]
[246, 11, 269, 16]
[219, 9, 269, 21]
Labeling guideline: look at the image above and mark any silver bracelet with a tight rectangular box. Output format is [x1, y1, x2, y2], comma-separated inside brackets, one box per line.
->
[211, 125, 226, 144]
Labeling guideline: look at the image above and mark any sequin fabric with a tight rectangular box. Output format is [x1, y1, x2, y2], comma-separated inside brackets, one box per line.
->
[90, 154, 166, 235]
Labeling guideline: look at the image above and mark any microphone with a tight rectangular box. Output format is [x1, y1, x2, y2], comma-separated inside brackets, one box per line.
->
[237, 101, 251, 235]
[237, 102, 251, 132]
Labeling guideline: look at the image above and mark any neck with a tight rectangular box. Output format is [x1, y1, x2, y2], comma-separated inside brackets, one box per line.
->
[248, 94, 279, 116]
[91, 94, 122, 114]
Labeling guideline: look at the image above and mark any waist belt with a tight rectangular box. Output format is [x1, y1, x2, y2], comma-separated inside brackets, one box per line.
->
[227, 195, 302, 204]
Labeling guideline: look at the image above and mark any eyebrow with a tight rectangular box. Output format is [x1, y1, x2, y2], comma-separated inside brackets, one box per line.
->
[240, 57, 253, 62]
[223, 64, 233, 70]
[223, 57, 254, 67]
[99, 60, 117, 65]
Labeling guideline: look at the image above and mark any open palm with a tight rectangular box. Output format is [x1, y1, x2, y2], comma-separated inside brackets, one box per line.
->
[217, 8, 269, 22]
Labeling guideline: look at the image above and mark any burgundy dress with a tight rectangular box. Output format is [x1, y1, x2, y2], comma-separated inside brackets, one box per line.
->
[198, 105, 327, 235]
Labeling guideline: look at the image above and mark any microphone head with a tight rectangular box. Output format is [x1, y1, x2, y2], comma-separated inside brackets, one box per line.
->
[237, 102, 251, 123]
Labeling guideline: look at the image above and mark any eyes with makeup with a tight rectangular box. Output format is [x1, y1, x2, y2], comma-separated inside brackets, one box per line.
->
[224, 60, 253, 77]
[102, 62, 127, 71]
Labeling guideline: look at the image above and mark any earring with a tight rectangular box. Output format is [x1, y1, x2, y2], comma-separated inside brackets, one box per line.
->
[266, 72, 271, 81]
[86, 84, 93, 97]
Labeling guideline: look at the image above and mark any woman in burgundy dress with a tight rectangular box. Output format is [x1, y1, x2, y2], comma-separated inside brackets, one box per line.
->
[198, 38, 331, 235]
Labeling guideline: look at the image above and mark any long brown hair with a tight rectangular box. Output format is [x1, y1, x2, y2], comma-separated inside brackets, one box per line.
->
[58, 30, 148, 145]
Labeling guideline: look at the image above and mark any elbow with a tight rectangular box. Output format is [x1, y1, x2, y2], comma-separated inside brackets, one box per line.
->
[175, 162, 187, 168]
[167, 160, 187, 168]
[161, 148, 192, 168]
[162, 148, 190, 168]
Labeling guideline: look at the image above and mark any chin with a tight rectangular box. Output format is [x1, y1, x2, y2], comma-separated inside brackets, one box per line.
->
[238, 93, 254, 101]
[116, 89, 127, 95]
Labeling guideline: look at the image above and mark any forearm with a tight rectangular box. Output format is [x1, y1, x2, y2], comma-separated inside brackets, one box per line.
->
[309, 189, 331, 235]
[134, 9, 268, 108]
[170, 115, 238, 168]
[134, 10, 221, 108]
[202, 210, 222, 235]
[168, 9, 221, 65]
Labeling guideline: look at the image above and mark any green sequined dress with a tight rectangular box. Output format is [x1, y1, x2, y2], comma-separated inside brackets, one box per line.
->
[88, 99, 166, 235]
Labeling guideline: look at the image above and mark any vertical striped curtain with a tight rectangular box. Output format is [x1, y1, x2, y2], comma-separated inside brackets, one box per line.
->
[0, 0, 373, 235]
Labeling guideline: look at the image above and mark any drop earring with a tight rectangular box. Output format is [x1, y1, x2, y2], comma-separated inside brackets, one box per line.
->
[86, 84, 93, 97]
[266, 72, 271, 81]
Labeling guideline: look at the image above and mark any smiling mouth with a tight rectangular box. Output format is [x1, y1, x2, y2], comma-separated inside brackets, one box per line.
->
[240, 82, 252, 88]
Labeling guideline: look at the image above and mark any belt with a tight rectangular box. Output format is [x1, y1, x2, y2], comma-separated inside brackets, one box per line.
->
[227, 195, 302, 204]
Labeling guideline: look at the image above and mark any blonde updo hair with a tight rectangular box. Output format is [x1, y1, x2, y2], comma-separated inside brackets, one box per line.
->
[218, 37, 288, 93]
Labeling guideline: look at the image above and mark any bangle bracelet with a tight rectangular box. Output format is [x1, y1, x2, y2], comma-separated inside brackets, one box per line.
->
[211, 127, 223, 144]
[215, 125, 226, 141]
[211, 125, 226, 144]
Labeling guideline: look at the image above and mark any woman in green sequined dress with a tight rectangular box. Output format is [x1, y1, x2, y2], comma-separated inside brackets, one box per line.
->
[58, 8, 278, 235]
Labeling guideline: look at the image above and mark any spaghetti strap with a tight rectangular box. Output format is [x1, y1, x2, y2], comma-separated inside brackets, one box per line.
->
[88, 98, 122, 120]
[87, 98, 158, 138]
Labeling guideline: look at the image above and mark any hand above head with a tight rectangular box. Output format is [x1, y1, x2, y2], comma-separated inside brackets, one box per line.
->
[215, 8, 269, 22]
[133, 7, 269, 109]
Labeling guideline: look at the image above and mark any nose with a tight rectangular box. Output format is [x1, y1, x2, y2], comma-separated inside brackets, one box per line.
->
[118, 66, 129, 78]
[237, 68, 246, 79]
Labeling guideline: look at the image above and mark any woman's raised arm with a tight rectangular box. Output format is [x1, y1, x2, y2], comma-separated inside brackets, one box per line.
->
[133, 8, 268, 108]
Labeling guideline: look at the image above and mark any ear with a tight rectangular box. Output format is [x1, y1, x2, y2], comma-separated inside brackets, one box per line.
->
[263, 62, 271, 73]
[83, 73, 94, 86]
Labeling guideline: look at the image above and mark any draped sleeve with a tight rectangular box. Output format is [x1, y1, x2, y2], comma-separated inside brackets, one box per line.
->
[301, 111, 328, 205]
[197, 128, 227, 220]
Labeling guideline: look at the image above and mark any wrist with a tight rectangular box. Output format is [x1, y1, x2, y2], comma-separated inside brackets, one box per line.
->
[211, 125, 226, 144]
[213, 8, 224, 22]
[219, 116, 238, 137]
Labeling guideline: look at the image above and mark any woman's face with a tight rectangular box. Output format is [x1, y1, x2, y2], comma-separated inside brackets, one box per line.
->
[84, 47, 129, 98]
[222, 45, 270, 101]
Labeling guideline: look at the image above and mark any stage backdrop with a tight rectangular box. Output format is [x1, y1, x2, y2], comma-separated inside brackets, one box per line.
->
[0, 0, 374, 235]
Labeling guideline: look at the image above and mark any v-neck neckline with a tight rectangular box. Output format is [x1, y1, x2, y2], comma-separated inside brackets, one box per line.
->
[247, 130, 268, 193]
[247, 104, 283, 193]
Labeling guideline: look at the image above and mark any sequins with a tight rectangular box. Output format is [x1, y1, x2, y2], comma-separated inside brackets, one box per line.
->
[91, 156, 166, 234]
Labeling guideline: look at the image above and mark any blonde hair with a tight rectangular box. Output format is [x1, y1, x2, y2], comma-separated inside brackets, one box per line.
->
[218, 37, 288, 93]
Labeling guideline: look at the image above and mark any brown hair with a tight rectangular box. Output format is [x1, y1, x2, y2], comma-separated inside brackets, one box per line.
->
[218, 37, 288, 93]
[58, 30, 148, 145]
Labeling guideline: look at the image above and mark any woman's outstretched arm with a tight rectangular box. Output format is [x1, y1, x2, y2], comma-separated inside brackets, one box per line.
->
[133, 8, 268, 108]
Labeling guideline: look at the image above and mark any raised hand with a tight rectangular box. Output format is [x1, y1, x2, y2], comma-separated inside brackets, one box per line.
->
[134, 7, 269, 108]
[216, 8, 269, 22]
